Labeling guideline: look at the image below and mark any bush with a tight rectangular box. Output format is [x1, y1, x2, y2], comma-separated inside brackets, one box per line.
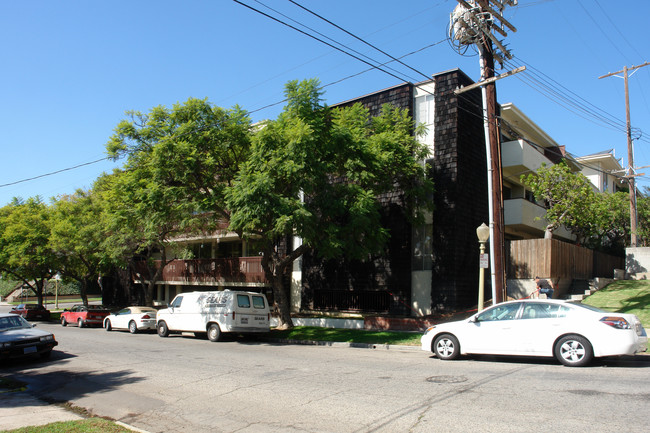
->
[0, 279, 21, 297]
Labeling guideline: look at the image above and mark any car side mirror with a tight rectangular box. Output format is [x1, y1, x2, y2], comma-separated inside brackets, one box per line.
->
[32, 324, 37, 328]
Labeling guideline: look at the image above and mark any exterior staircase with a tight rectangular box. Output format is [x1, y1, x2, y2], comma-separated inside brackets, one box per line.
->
[565, 279, 595, 301]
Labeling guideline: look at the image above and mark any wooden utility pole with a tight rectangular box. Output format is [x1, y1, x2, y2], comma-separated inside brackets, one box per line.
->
[599, 61, 650, 247]
[451, 0, 516, 304]
[477, 17, 506, 303]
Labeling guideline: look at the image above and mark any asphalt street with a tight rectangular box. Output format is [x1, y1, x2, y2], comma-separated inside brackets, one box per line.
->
[1, 313, 649, 433]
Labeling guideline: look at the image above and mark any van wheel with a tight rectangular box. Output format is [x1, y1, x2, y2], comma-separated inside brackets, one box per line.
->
[157, 321, 170, 338]
[207, 324, 221, 342]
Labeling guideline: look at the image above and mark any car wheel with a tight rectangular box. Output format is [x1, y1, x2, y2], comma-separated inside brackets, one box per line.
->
[129, 320, 138, 334]
[433, 334, 460, 360]
[105, 319, 112, 331]
[77, 318, 84, 328]
[554, 335, 593, 367]
[207, 323, 221, 342]
[61, 317, 67, 327]
[157, 321, 170, 337]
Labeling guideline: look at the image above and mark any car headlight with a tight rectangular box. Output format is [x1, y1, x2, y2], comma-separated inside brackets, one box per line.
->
[40, 335, 55, 342]
[424, 326, 436, 334]
[0, 342, 12, 348]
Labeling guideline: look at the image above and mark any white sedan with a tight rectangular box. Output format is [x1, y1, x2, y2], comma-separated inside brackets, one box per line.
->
[421, 299, 648, 367]
[104, 307, 158, 334]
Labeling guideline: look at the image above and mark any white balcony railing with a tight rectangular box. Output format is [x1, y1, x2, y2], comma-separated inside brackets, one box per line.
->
[504, 198, 575, 241]
[502, 139, 553, 179]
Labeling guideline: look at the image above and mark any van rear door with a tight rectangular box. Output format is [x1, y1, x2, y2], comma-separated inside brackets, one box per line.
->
[234, 294, 269, 330]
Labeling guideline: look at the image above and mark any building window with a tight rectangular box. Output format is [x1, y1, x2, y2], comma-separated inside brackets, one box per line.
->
[415, 93, 435, 152]
[412, 223, 433, 271]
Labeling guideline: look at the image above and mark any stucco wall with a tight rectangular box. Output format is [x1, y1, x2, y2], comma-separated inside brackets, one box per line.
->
[626, 247, 650, 279]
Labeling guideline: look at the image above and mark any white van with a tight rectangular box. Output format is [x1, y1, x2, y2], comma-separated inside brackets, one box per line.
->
[156, 290, 270, 342]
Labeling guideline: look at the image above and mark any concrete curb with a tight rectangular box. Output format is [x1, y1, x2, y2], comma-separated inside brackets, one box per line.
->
[264, 338, 422, 352]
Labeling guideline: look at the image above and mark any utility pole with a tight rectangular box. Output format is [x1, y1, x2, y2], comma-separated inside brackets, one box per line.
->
[599, 61, 650, 248]
[450, 0, 518, 304]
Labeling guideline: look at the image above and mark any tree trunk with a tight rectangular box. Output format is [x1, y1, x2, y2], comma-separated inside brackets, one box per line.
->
[35, 280, 44, 307]
[80, 278, 89, 306]
[260, 251, 294, 329]
[544, 225, 554, 239]
[272, 273, 293, 329]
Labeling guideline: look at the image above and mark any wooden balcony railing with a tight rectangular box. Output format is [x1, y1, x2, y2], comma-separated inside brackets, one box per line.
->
[133, 257, 267, 285]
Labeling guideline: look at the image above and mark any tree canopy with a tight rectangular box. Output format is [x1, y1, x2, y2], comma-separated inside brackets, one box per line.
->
[521, 161, 600, 243]
[49, 189, 110, 306]
[226, 79, 433, 327]
[102, 98, 253, 306]
[0, 197, 57, 306]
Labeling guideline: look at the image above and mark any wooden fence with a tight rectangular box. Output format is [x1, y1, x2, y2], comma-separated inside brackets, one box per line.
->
[506, 238, 624, 280]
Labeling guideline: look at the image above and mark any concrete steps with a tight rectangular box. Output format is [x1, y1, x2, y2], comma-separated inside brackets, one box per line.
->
[566, 279, 596, 301]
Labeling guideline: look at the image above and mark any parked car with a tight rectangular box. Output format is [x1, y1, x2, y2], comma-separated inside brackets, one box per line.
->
[156, 290, 270, 342]
[60, 305, 110, 328]
[104, 306, 158, 334]
[421, 299, 648, 367]
[0, 313, 58, 360]
[10, 304, 51, 321]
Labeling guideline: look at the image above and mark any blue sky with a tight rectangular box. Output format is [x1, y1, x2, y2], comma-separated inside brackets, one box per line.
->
[1, 0, 649, 205]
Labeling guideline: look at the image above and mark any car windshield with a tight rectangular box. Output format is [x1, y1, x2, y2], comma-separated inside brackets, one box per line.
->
[0, 316, 30, 331]
[89, 305, 108, 311]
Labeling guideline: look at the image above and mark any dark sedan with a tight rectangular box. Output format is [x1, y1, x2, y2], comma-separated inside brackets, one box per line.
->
[10, 304, 51, 321]
[0, 313, 58, 360]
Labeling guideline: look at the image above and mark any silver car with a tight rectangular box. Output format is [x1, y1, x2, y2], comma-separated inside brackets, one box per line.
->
[0, 313, 58, 360]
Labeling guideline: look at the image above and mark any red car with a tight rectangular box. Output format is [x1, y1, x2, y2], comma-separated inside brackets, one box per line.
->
[10, 304, 51, 321]
[60, 305, 110, 328]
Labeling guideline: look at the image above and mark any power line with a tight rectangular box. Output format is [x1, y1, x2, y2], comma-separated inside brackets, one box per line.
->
[232, 0, 413, 85]
[247, 40, 446, 115]
[251, 0, 410, 82]
[503, 57, 650, 145]
[287, 0, 433, 82]
[0, 157, 114, 189]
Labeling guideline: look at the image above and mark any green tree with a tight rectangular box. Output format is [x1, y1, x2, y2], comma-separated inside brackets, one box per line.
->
[225, 79, 433, 328]
[591, 191, 629, 253]
[0, 197, 57, 306]
[49, 189, 110, 306]
[104, 98, 252, 306]
[521, 161, 599, 244]
[636, 194, 650, 246]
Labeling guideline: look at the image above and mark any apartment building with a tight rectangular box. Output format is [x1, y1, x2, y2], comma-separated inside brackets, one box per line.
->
[145, 68, 580, 317]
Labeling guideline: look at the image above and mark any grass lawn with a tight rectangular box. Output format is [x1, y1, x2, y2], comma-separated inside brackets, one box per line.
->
[581, 279, 650, 328]
[0, 418, 132, 433]
[270, 326, 422, 346]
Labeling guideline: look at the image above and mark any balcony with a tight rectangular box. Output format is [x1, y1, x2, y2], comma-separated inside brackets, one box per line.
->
[133, 257, 268, 286]
[502, 139, 553, 180]
[504, 198, 574, 241]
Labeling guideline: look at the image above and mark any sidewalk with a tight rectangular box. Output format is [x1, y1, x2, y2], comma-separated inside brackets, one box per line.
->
[0, 392, 84, 431]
